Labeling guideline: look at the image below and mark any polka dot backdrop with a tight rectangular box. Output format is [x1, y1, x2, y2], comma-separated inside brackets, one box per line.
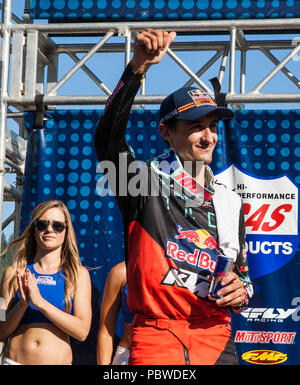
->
[211, 109, 300, 185]
[21, 109, 300, 363]
[28, 0, 300, 21]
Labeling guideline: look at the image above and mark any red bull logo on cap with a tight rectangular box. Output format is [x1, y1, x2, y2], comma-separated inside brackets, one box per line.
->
[177, 90, 216, 115]
[188, 89, 216, 107]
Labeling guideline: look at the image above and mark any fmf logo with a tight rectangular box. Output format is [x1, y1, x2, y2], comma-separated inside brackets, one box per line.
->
[241, 350, 287, 365]
[241, 307, 297, 322]
[216, 165, 299, 279]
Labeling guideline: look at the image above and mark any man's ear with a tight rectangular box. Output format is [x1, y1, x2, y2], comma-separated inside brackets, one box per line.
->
[158, 123, 172, 144]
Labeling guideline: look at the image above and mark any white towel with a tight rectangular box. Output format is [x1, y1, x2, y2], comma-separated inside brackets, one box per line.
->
[212, 183, 242, 262]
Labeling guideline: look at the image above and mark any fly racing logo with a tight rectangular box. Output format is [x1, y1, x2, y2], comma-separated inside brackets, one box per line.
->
[161, 266, 210, 299]
[241, 307, 297, 322]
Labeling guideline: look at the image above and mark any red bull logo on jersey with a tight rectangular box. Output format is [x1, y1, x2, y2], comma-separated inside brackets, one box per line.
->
[165, 225, 219, 273]
[175, 225, 200, 243]
[166, 242, 216, 272]
[175, 225, 218, 250]
[162, 225, 221, 298]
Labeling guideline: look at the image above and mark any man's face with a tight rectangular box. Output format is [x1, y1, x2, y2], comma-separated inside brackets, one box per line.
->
[159, 111, 219, 165]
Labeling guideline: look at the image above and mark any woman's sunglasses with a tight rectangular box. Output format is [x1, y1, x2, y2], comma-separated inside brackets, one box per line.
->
[35, 219, 67, 233]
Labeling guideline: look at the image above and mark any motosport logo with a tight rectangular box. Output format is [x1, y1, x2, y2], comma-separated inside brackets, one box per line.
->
[235, 330, 296, 345]
[216, 165, 299, 279]
[241, 350, 288, 365]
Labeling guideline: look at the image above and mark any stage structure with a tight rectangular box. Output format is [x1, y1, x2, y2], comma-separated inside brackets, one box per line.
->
[0, 0, 300, 365]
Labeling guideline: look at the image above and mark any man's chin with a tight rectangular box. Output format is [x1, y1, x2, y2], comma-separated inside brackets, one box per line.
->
[200, 156, 213, 165]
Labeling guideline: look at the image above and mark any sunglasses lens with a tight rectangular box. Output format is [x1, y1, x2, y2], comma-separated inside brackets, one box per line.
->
[52, 221, 66, 233]
[35, 220, 48, 231]
[35, 220, 66, 233]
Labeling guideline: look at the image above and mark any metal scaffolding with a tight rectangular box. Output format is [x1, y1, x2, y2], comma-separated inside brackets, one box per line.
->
[1, 0, 300, 244]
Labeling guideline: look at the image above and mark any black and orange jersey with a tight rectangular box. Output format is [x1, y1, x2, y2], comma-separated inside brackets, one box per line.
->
[95, 64, 252, 323]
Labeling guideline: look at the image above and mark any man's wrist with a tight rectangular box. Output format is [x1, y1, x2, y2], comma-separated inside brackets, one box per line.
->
[129, 59, 150, 74]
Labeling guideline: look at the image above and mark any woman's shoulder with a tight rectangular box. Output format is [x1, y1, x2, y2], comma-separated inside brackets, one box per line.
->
[73, 265, 92, 296]
[110, 261, 126, 274]
[77, 264, 91, 280]
[1, 265, 17, 282]
[0, 265, 18, 297]
[107, 262, 126, 290]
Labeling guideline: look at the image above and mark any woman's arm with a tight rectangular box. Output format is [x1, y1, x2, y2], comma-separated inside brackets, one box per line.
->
[24, 265, 92, 342]
[0, 266, 28, 341]
[97, 263, 125, 365]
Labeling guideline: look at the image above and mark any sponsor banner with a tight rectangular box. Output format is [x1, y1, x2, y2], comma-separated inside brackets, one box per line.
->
[216, 163, 300, 364]
[215, 164, 299, 280]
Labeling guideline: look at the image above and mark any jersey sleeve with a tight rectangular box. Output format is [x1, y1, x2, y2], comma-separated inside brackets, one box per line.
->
[94, 64, 147, 214]
[95, 64, 143, 164]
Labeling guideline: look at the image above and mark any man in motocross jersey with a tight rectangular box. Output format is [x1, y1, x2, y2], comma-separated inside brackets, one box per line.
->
[95, 29, 253, 365]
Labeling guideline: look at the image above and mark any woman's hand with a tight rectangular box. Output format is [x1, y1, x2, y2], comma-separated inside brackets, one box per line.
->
[24, 269, 44, 309]
[16, 268, 29, 307]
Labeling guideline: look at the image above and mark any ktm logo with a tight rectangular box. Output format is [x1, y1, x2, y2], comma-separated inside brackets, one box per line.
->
[241, 350, 287, 365]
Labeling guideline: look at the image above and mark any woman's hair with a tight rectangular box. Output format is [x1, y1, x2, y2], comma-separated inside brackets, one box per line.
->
[1, 200, 81, 313]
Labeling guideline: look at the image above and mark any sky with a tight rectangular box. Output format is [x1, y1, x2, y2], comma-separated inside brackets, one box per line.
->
[1, 0, 300, 239]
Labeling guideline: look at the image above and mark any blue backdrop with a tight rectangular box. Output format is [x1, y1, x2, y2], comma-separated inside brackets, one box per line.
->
[21, 109, 300, 365]
[28, 0, 300, 22]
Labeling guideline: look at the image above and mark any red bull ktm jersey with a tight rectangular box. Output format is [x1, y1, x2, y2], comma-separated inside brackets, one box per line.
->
[95, 65, 251, 323]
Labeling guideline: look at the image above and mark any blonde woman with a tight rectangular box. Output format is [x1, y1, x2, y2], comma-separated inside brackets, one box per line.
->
[0, 200, 92, 365]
